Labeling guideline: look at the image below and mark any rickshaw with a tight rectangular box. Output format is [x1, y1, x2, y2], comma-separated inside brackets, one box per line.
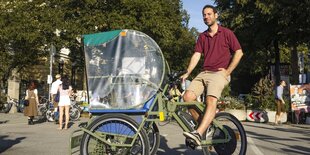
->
[70, 29, 247, 155]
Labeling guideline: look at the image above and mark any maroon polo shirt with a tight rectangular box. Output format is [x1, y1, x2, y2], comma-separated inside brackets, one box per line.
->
[195, 25, 241, 71]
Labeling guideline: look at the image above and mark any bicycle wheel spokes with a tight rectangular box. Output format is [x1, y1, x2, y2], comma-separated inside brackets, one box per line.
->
[81, 115, 149, 155]
[69, 108, 80, 121]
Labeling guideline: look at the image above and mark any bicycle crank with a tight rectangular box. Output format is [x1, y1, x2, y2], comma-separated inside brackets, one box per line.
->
[185, 138, 197, 150]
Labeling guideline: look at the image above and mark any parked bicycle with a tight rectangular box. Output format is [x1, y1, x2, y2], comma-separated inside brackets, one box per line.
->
[0, 95, 24, 113]
[46, 99, 82, 122]
[35, 96, 50, 121]
[69, 100, 82, 121]
[69, 30, 247, 155]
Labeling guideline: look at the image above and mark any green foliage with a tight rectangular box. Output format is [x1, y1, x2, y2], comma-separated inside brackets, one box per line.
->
[218, 85, 246, 110]
[221, 85, 231, 97]
[0, 0, 196, 88]
[0, 93, 6, 105]
[246, 76, 275, 110]
[215, 0, 310, 94]
[218, 96, 245, 110]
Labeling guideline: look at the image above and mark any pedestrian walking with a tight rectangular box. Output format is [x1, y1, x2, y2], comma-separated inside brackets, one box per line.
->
[275, 80, 286, 125]
[24, 81, 39, 125]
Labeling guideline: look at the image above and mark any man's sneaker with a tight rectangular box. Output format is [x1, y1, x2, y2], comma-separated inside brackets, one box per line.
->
[206, 126, 215, 140]
[183, 130, 202, 145]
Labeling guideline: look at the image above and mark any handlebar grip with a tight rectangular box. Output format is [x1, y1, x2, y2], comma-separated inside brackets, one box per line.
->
[178, 70, 188, 77]
[168, 70, 187, 79]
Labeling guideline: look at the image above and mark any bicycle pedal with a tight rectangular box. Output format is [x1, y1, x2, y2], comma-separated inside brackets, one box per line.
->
[185, 138, 197, 150]
[209, 146, 212, 150]
[78, 122, 88, 128]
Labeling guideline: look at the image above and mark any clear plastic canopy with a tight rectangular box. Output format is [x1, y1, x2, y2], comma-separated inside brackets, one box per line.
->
[83, 30, 165, 109]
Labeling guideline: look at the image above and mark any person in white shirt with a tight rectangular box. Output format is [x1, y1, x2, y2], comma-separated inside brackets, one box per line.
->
[51, 74, 62, 113]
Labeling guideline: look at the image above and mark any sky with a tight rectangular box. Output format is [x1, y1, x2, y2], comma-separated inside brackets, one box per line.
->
[182, 0, 215, 32]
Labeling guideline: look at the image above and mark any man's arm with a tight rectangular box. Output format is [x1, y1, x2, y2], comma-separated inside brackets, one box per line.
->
[181, 52, 201, 80]
[219, 49, 243, 76]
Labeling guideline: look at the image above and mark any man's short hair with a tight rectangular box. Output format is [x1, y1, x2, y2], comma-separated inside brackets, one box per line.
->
[55, 74, 61, 79]
[202, 5, 217, 14]
[279, 80, 286, 85]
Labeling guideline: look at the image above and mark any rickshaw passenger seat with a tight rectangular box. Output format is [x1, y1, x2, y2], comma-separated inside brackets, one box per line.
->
[89, 95, 156, 115]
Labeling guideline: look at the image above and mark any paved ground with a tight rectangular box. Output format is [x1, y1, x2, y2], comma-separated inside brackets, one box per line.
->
[0, 113, 82, 155]
[243, 121, 310, 155]
[0, 113, 206, 155]
[1, 113, 309, 155]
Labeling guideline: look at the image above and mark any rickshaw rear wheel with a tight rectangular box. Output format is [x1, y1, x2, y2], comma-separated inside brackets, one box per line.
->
[145, 122, 160, 155]
[80, 113, 150, 155]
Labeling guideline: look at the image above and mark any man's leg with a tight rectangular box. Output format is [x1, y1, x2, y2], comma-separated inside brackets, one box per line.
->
[183, 95, 217, 145]
[183, 72, 205, 123]
[275, 100, 280, 125]
[196, 96, 217, 136]
[275, 114, 279, 124]
[278, 103, 285, 124]
[183, 70, 228, 145]
[52, 94, 58, 112]
[183, 91, 200, 122]
[278, 112, 283, 124]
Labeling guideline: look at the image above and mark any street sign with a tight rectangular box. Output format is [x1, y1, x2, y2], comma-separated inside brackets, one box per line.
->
[247, 110, 268, 123]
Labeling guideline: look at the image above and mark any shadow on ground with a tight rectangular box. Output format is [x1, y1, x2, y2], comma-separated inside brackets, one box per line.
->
[156, 135, 207, 155]
[0, 135, 26, 153]
[0, 120, 9, 124]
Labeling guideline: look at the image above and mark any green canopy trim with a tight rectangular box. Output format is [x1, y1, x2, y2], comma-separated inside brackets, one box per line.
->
[83, 30, 122, 46]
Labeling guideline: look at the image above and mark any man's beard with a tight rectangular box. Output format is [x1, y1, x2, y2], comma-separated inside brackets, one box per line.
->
[204, 20, 216, 27]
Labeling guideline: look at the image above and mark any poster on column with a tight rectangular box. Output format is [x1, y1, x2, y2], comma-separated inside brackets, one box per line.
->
[290, 84, 310, 113]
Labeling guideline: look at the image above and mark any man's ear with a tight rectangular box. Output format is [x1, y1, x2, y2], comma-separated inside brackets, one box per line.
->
[215, 13, 219, 19]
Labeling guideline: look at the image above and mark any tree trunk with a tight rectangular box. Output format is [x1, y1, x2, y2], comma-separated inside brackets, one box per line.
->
[291, 45, 299, 84]
[274, 39, 280, 85]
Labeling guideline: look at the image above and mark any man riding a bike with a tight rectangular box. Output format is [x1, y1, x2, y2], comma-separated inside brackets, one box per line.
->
[181, 5, 243, 146]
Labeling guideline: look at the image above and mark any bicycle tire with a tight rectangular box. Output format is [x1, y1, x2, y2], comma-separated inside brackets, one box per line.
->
[38, 106, 47, 120]
[80, 113, 150, 155]
[146, 123, 160, 155]
[203, 112, 247, 155]
[69, 108, 80, 121]
[46, 109, 55, 122]
[3, 103, 12, 113]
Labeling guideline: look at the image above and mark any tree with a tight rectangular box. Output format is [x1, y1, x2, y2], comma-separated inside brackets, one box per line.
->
[0, 0, 197, 92]
[214, 0, 310, 93]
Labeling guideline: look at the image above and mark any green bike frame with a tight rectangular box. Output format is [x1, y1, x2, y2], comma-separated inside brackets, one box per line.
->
[69, 83, 232, 154]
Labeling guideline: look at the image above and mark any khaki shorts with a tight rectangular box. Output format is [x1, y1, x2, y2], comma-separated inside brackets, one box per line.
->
[275, 99, 285, 115]
[186, 70, 230, 99]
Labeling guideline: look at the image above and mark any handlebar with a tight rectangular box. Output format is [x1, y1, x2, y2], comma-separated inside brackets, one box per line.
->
[6, 95, 18, 103]
[167, 70, 187, 84]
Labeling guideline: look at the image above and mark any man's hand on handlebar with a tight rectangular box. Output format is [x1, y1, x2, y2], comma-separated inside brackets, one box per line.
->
[180, 71, 189, 82]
